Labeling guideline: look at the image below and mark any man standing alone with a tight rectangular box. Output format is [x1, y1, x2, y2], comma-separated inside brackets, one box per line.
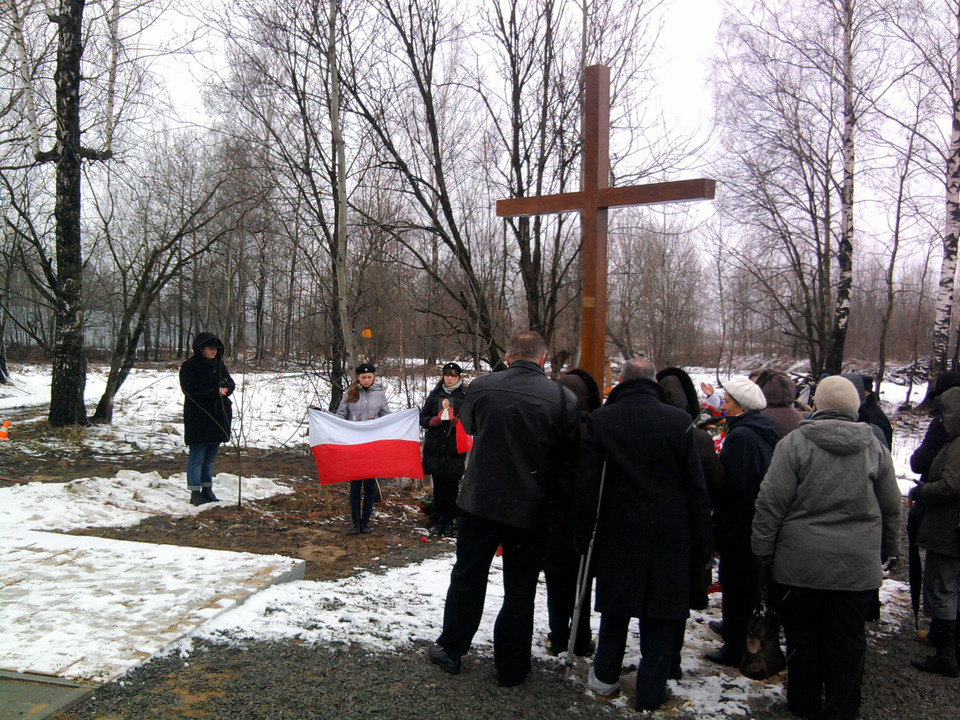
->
[575, 358, 713, 711]
[428, 331, 581, 687]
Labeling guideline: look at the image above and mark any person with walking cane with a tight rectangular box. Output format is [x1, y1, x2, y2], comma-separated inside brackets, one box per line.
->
[573, 358, 713, 711]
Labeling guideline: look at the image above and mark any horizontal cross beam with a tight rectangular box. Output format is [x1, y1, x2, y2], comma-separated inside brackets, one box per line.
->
[496, 178, 717, 218]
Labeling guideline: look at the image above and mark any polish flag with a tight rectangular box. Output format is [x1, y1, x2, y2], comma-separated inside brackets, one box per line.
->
[308, 407, 424, 485]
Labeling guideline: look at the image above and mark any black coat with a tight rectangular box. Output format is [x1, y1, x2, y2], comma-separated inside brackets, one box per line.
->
[458, 360, 581, 529]
[574, 379, 714, 620]
[714, 411, 779, 555]
[419, 380, 468, 478]
[179, 332, 235, 446]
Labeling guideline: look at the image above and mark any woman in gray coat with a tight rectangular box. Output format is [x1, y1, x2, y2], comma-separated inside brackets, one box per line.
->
[752, 376, 900, 720]
[910, 386, 960, 677]
[336, 363, 391, 534]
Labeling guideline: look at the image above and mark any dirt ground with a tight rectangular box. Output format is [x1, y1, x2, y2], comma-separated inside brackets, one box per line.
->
[0, 412, 451, 582]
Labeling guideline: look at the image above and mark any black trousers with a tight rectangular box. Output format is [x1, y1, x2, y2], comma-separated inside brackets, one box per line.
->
[436, 511, 545, 683]
[432, 473, 460, 525]
[780, 586, 874, 720]
[593, 613, 684, 709]
[718, 548, 760, 661]
[544, 557, 593, 654]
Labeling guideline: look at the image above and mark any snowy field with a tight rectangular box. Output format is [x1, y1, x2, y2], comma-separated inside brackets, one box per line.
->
[0, 363, 927, 716]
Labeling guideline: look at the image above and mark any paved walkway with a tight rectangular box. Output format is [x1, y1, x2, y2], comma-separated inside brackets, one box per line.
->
[0, 530, 304, 719]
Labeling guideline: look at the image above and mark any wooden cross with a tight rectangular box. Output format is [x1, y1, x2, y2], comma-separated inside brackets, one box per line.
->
[497, 65, 716, 385]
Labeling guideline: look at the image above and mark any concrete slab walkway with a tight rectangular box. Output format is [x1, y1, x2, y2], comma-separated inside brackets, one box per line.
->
[0, 530, 304, 719]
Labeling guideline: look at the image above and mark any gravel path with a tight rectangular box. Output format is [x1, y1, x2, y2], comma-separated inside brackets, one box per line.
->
[51, 504, 960, 720]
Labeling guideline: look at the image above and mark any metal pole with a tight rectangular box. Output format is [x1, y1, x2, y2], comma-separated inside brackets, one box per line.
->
[564, 458, 607, 677]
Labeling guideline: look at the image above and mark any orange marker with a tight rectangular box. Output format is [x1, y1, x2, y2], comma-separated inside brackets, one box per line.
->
[0, 420, 9, 441]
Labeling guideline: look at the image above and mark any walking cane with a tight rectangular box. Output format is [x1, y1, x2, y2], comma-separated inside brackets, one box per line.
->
[564, 459, 607, 678]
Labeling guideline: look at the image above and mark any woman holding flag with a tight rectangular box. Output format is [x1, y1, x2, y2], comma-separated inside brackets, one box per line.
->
[336, 363, 392, 534]
[420, 362, 468, 537]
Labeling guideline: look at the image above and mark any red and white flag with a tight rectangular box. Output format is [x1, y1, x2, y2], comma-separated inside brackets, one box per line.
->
[308, 407, 423, 485]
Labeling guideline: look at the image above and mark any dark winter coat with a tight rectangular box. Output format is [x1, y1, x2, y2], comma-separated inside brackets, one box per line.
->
[573, 378, 714, 619]
[841, 373, 892, 449]
[179, 332, 235, 446]
[657, 367, 725, 499]
[543, 369, 603, 574]
[458, 359, 580, 530]
[419, 380, 468, 478]
[714, 411, 780, 555]
[757, 371, 804, 438]
[752, 408, 900, 591]
[917, 388, 960, 559]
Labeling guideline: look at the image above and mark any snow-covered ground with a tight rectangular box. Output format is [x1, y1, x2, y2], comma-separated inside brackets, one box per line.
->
[0, 363, 926, 716]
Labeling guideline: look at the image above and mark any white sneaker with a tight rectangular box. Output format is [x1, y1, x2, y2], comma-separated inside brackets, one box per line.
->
[587, 666, 619, 697]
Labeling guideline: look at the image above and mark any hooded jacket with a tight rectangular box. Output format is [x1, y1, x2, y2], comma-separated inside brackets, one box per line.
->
[917, 387, 960, 558]
[657, 367, 725, 499]
[179, 332, 235, 446]
[752, 408, 900, 591]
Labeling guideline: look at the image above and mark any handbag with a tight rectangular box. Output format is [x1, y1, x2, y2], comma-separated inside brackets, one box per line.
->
[739, 569, 786, 680]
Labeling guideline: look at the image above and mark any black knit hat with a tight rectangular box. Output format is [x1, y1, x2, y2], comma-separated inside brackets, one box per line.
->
[442, 362, 463, 376]
[356, 362, 376, 375]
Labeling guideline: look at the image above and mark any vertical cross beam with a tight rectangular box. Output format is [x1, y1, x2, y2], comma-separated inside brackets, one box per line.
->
[580, 65, 611, 386]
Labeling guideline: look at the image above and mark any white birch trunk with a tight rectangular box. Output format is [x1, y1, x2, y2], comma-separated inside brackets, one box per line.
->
[930, 4, 960, 388]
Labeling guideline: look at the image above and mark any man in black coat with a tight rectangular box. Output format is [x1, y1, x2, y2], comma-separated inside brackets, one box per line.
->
[574, 358, 713, 711]
[179, 332, 235, 506]
[428, 331, 580, 687]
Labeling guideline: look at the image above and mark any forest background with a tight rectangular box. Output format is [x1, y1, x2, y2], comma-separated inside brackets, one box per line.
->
[1, 0, 956, 425]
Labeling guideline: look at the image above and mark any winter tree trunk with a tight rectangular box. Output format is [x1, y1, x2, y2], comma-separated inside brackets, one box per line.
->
[825, 0, 855, 375]
[329, 0, 354, 385]
[47, 0, 88, 427]
[929, 4, 960, 395]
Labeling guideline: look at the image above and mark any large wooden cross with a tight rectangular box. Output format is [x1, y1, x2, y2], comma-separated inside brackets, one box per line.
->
[497, 65, 716, 385]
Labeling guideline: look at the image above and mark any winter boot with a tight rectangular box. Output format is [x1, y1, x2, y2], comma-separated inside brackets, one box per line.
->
[190, 491, 210, 506]
[912, 619, 960, 677]
[200, 487, 219, 503]
[360, 515, 373, 534]
[348, 515, 361, 535]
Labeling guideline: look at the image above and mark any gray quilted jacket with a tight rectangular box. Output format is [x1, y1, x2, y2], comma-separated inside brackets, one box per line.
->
[752, 408, 901, 591]
[335, 383, 392, 422]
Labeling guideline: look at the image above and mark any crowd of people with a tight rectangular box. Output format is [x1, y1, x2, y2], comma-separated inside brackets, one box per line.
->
[176, 329, 960, 720]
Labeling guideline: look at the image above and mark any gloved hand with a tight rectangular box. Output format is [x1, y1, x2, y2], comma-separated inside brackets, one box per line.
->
[429, 416, 442, 427]
[757, 555, 773, 569]
[909, 485, 922, 502]
[450, 417, 459, 427]
[882, 556, 898, 573]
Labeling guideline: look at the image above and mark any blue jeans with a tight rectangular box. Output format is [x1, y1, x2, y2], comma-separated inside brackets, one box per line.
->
[350, 478, 377, 519]
[187, 443, 220, 490]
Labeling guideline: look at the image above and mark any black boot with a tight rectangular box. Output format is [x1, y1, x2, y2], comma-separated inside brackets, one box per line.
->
[912, 619, 960, 677]
[190, 491, 210, 506]
[200, 487, 219, 502]
[360, 515, 372, 534]
[348, 515, 361, 535]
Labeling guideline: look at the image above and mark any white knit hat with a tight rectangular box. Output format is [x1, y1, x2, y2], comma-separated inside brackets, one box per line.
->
[722, 376, 767, 412]
[814, 376, 861, 413]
